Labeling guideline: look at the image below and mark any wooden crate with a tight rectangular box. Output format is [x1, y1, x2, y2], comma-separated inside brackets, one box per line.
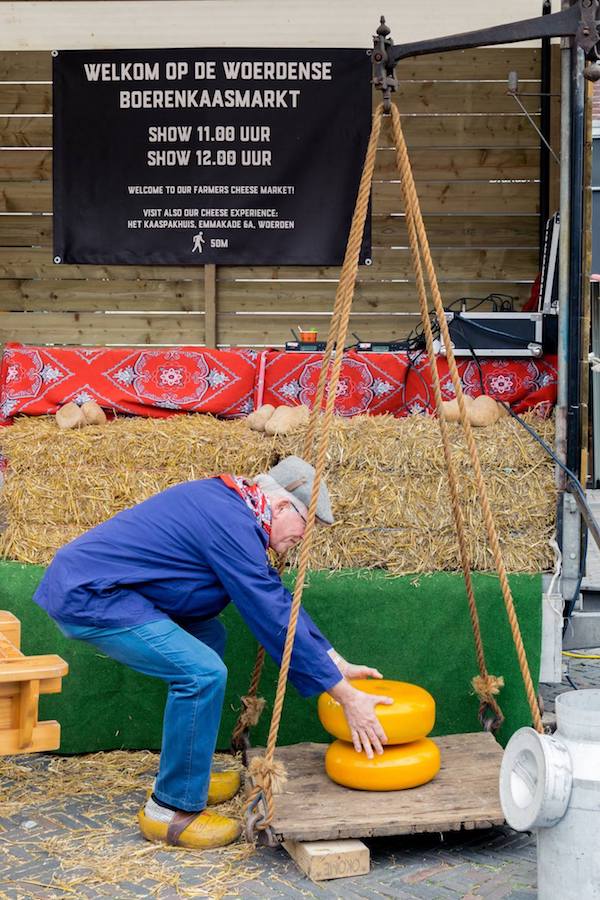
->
[248, 734, 504, 880]
[0, 610, 68, 754]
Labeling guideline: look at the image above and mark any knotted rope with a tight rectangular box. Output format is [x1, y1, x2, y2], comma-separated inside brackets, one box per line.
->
[243, 103, 383, 832]
[388, 101, 542, 734]
[242, 99, 542, 839]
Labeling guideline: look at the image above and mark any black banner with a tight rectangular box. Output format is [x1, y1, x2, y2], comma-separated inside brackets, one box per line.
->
[53, 48, 372, 266]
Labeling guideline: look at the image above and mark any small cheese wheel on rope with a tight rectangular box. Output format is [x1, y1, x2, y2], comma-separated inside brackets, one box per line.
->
[325, 736, 441, 791]
[318, 679, 435, 745]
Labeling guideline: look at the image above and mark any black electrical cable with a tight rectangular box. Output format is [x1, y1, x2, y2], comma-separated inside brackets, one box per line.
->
[448, 326, 588, 631]
[564, 673, 579, 691]
[496, 402, 589, 629]
[447, 321, 486, 394]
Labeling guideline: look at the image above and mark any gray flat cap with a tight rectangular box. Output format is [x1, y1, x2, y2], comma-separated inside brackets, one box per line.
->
[267, 455, 334, 525]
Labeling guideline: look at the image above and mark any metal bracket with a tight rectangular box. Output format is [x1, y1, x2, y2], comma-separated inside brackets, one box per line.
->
[371, 17, 397, 112]
[372, 1, 600, 98]
[478, 702, 504, 735]
[243, 792, 279, 848]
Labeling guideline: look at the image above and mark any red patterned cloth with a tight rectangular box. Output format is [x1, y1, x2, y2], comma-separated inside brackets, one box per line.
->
[0, 344, 258, 423]
[259, 350, 558, 418]
[0, 343, 558, 425]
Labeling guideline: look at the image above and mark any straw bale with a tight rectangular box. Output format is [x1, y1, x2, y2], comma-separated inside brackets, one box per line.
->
[0, 411, 556, 573]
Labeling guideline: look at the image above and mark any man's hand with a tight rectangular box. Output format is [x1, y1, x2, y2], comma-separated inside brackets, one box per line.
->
[339, 661, 383, 680]
[329, 679, 393, 759]
[328, 649, 383, 681]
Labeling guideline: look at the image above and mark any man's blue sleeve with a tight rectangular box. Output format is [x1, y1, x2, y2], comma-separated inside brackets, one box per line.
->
[297, 605, 333, 653]
[205, 524, 342, 697]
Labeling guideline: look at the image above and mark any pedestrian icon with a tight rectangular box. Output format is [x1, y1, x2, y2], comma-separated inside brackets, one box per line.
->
[192, 232, 205, 254]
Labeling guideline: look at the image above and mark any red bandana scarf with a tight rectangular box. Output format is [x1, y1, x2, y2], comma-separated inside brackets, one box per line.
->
[218, 474, 272, 537]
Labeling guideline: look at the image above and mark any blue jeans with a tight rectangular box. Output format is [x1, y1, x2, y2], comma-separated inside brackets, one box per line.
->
[57, 616, 227, 812]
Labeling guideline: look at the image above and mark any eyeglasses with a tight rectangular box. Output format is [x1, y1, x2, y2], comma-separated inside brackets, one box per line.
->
[289, 500, 307, 525]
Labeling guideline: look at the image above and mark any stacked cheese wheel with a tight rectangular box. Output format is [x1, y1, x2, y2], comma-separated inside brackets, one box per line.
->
[318, 679, 441, 791]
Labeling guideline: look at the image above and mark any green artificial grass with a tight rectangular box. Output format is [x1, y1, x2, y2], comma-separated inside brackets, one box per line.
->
[0, 561, 541, 752]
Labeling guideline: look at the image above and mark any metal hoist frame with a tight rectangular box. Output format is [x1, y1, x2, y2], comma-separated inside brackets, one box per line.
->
[372, 0, 600, 114]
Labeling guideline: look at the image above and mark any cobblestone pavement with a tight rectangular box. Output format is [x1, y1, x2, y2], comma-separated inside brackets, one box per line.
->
[0, 652, 598, 900]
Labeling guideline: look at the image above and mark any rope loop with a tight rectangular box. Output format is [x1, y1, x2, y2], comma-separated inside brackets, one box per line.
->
[241, 95, 543, 834]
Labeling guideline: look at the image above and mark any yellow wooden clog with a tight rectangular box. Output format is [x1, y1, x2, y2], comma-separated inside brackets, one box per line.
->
[207, 770, 241, 805]
[145, 769, 241, 807]
[138, 806, 241, 849]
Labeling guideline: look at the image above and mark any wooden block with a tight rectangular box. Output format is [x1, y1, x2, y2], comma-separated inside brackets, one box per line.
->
[0, 697, 14, 730]
[0, 720, 61, 755]
[0, 633, 23, 660]
[283, 839, 370, 882]
[39, 677, 63, 695]
[0, 612, 21, 649]
[0, 654, 68, 683]
[18, 679, 39, 748]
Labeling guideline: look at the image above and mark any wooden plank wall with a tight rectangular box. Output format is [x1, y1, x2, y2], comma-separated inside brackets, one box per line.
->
[0, 47, 559, 348]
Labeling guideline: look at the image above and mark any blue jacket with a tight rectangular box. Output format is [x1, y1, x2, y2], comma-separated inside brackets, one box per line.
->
[33, 477, 342, 697]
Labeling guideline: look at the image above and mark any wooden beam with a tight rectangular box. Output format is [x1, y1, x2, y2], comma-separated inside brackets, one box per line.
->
[204, 263, 217, 348]
[0, 82, 547, 118]
[0, 7, 551, 52]
[0, 178, 540, 215]
[18, 678, 39, 748]
[0, 114, 542, 152]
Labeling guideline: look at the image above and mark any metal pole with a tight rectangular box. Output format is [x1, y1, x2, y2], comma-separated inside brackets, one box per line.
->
[580, 78, 594, 481]
[567, 46, 585, 478]
[540, 0, 552, 265]
[556, 21, 571, 483]
[558, 7, 581, 617]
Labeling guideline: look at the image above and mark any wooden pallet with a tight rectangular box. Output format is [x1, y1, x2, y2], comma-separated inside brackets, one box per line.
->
[248, 733, 504, 881]
[0, 611, 68, 754]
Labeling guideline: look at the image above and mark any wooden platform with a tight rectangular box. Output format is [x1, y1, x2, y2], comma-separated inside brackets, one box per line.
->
[248, 733, 505, 843]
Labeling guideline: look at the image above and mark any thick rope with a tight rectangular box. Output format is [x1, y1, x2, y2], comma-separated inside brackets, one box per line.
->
[231, 556, 285, 748]
[230, 646, 267, 749]
[245, 104, 384, 828]
[388, 102, 542, 734]
[388, 108, 504, 726]
[244, 99, 543, 834]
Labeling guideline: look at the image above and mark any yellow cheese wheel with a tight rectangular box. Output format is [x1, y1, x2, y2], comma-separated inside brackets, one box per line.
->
[325, 737, 441, 791]
[318, 679, 435, 744]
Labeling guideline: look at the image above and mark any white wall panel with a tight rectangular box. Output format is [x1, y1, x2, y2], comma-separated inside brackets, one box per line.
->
[0, 0, 562, 51]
